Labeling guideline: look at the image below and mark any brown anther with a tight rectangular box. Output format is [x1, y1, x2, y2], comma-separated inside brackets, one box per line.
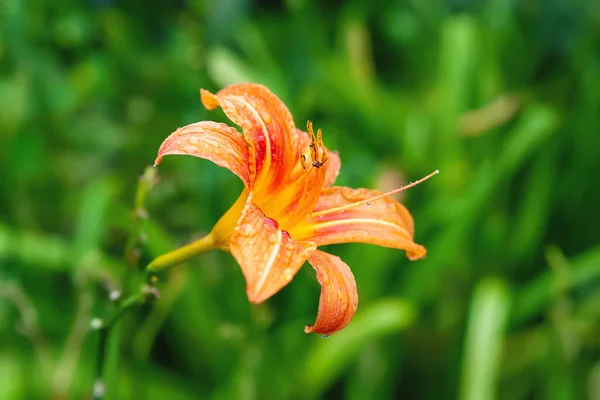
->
[300, 120, 328, 169]
[300, 154, 308, 169]
[309, 142, 317, 161]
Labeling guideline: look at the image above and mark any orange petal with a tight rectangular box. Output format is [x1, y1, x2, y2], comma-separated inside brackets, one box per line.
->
[304, 250, 358, 336]
[294, 187, 427, 260]
[323, 150, 341, 188]
[155, 121, 251, 187]
[201, 84, 297, 192]
[230, 195, 316, 303]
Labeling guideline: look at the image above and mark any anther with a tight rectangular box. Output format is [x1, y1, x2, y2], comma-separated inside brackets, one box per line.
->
[301, 121, 328, 169]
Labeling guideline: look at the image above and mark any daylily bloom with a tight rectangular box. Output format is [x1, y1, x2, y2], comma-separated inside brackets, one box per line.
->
[150, 83, 435, 336]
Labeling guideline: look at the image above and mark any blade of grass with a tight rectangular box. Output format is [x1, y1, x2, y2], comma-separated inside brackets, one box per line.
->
[459, 278, 511, 400]
[513, 246, 600, 325]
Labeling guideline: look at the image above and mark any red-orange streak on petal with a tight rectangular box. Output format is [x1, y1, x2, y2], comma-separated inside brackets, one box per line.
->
[304, 250, 358, 336]
[155, 121, 251, 187]
[230, 195, 316, 304]
[296, 187, 426, 260]
[201, 84, 297, 193]
[201, 89, 256, 185]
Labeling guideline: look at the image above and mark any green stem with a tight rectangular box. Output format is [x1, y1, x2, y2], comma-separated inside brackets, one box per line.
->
[93, 165, 158, 399]
[93, 291, 152, 400]
[93, 166, 216, 398]
[125, 166, 157, 268]
[146, 233, 216, 272]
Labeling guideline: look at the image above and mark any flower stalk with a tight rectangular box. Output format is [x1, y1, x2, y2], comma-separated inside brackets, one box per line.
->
[92, 283, 159, 400]
[92, 165, 159, 399]
[146, 233, 216, 272]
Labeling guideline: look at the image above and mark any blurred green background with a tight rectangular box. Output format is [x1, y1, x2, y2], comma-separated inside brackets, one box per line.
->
[1, 0, 599, 399]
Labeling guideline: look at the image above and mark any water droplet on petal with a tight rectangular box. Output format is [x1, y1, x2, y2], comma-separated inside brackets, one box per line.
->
[285, 242, 295, 251]
[267, 233, 279, 244]
[282, 268, 293, 281]
[260, 111, 272, 124]
[188, 136, 199, 145]
[239, 224, 257, 236]
[366, 202, 371, 206]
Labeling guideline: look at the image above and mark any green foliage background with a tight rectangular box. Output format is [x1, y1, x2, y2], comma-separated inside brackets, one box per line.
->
[1, 0, 599, 399]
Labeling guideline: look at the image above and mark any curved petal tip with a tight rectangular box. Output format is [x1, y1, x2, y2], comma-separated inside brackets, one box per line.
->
[200, 88, 219, 110]
[406, 243, 427, 260]
[304, 250, 358, 336]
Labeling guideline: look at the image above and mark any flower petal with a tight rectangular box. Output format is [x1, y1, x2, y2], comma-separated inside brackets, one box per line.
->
[304, 250, 358, 336]
[230, 195, 316, 303]
[294, 187, 427, 260]
[323, 150, 341, 188]
[155, 121, 251, 187]
[201, 83, 297, 192]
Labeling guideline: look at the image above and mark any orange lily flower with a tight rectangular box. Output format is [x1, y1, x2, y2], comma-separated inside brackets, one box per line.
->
[151, 83, 435, 336]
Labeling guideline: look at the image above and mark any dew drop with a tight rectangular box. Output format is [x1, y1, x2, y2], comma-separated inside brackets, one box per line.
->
[93, 380, 106, 399]
[319, 334, 330, 339]
[267, 233, 279, 244]
[188, 136, 199, 145]
[90, 318, 104, 330]
[109, 290, 121, 301]
[260, 111, 272, 124]
[285, 242, 295, 251]
[239, 224, 257, 236]
[282, 268, 293, 281]
[366, 202, 371, 206]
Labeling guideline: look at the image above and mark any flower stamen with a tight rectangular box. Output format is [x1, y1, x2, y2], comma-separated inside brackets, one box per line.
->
[310, 169, 440, 218]
[301, 121, 328, 169]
